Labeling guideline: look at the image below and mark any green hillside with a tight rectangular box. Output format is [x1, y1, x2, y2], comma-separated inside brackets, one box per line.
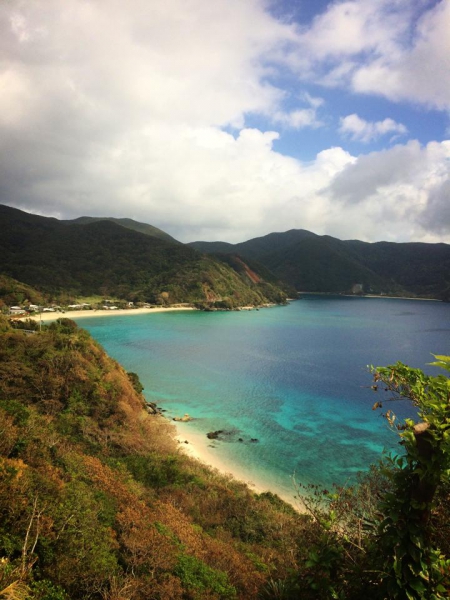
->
[260, 235, 400, 295]
[0, 205, 287, 307]
[190, 229, 316, 260]
[66, 215, 180, 244]
[190, 230, 450, 298]
[0, 274, 46, 309]
[344, 239, 450, 298]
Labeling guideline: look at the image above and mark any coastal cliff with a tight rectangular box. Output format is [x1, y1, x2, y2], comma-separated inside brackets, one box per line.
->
[0, 316, 305, 599]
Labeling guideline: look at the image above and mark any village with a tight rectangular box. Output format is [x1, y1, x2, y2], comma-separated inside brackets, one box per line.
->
[5, 300, 190, 318]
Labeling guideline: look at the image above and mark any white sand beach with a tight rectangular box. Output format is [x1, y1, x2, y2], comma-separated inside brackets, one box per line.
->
[174, 421, 303, 510]
[24, 305, 196, 323]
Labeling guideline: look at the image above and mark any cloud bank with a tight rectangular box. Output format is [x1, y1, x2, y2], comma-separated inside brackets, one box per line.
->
[291, 0, 450, 110]
[0, 0, 448, 244]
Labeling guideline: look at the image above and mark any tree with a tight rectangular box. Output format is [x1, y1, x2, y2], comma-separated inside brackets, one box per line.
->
[294, 356, 450, 600]
[370, 355, 450, 599]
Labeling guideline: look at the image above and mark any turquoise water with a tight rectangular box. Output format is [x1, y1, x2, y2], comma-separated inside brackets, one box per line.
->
[76, 296, 450, 497]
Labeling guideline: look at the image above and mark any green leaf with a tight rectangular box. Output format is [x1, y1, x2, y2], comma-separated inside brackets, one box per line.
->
[409, 579, 427, 593]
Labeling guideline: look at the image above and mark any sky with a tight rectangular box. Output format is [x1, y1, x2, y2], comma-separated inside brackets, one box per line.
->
[0, 0, 449, 244]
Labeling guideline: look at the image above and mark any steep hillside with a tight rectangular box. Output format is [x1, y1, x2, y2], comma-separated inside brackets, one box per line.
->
[0, 205, 287, 307]
[0, 274, 46, 309]
[213, 253, 297, 300]
[0, 317, 306, 599]
[190, 230, 450, 298]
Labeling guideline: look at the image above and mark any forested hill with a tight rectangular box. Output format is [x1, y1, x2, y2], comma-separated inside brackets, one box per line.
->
[4, 202, 448, 301]
[189, 230, 450, 299]
[64, 215, 180, 244]
[0, 204, 289, 307]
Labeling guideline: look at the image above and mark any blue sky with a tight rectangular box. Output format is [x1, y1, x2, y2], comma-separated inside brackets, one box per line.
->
[0, 0, 449, 243]
[245, 86, 448, 161]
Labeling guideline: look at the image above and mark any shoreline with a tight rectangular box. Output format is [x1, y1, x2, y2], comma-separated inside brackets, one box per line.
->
[299, 291, 441, 302]
[23, 303, 303, 509]
[21, 305, 196, 323]
[174, 421, 303, 511]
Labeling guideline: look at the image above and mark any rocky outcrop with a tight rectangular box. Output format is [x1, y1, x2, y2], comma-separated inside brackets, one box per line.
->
[206, 429, 259, 444]
[207, 430, 224, 439]
[145, 401, 160, 415]
[173, 413, 193, 422]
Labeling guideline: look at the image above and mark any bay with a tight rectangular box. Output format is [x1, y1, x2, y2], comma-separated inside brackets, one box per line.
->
[76, 296, 450, 499]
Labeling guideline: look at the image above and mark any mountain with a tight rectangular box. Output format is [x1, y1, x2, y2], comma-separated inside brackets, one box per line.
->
[65, 215, 179, 244]
[191, 229, 316, 260]
[189, 230, 450, 299]
[5, 202, 447, 301]
[0, 204, 288, 307]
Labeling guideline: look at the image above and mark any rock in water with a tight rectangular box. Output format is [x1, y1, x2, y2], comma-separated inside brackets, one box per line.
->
[206, 430, 224, 440]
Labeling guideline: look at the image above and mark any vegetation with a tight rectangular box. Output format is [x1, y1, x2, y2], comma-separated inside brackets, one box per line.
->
[65, 215, 180, 244]
[279, 356, 450, 599]
[190, 230, 450, 299]
[1, 317, 450, 597]
[371, 357, 450, 598]
[5, 202, 449, 302]
[0, 204, 288, 307]
[0, 275, 46, 310]
[6, 202, 450, 303]
[0, 317, 307, 599]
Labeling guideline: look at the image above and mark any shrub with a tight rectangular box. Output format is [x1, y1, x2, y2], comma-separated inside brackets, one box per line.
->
[175, 554, 237, 599]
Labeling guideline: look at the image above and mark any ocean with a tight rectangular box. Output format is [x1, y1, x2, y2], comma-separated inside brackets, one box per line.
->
[76, 296, 450, 499]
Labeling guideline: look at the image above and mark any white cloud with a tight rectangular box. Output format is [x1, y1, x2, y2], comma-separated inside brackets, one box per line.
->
[297, 0, 408, 60]
[0, 0, 294, 132]
[421, 179, 450, 234]
[325, 140, 450, 241]
[289, 0, 450, 110]
[273, 108, 319, 129]
[352, 0, 450, 109]
[288, 0, 412, 76]
[0, 0, 448, 247]
[339, 113, 407, 143]
[273, 92, 324, 129]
